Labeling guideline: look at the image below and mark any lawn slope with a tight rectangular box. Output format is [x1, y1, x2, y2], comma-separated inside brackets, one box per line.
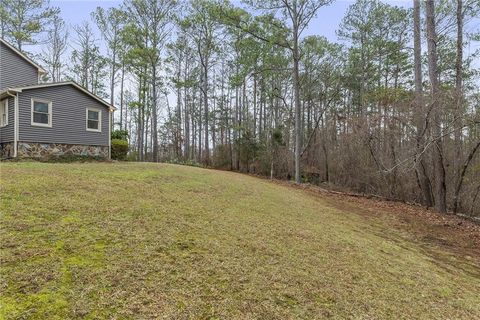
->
[1, 162, 479, 319]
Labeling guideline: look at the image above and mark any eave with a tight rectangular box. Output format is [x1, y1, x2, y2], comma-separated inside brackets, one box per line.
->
[0, 38, 47, 75]
[10, 81, 117, 111]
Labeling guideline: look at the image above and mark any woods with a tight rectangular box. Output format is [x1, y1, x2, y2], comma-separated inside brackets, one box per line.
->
[1, 0, 479, 216]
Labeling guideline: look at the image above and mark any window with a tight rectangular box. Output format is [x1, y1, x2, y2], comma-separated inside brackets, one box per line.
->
[0, 99, 7, 127]
[86, 108, 101, 132]
[31, 99, 52, 127]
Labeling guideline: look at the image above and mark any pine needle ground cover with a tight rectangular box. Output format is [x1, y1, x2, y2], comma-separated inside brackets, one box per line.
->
[1, 162, 479, 319]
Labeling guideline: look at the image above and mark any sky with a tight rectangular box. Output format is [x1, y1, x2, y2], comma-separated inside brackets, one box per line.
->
[47, 0, 480, 60]
[49, 0, 480, 50]
[52, 0, 349, 41]
[51, 0, 413, 43]
[33, 0, 477, 59]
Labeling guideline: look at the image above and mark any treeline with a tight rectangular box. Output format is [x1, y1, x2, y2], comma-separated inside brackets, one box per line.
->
[1, 0, 479, 216]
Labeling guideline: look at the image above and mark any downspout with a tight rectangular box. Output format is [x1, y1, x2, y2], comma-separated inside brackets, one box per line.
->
[108, 109, 112, 160]
[13, 93, 19, 158]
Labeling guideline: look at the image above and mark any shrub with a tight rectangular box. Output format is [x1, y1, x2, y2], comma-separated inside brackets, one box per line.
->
[111, 139, 129, 160]
[111, 129, 129, 141]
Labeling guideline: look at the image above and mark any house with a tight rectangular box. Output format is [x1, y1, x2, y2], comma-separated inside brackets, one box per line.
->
[0, 38, 115, 160]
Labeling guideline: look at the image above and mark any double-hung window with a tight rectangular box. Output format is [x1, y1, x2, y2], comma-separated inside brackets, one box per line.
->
[86, 108, 101, 132]
[0, 99, 7, 127]
[31, 99, 52, 127]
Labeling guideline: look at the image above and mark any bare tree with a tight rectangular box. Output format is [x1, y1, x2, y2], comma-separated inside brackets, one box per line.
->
[453, 0, 463, 190]
[92, 7, 126, 109]
[71, 22, 108, 96]
[413, 0, 433, 207]
[425, 0, 447, 213]
[40, 17, 68, 82]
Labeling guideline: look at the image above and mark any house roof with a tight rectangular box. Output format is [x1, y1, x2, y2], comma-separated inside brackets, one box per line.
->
[5, 81, 116, 111]
[0, 38, 47, 75]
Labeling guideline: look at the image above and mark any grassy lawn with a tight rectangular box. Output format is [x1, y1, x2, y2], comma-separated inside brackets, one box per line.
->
[1, 162, 479, 319]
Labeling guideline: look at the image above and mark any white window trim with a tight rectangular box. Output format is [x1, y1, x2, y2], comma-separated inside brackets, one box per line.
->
[0, 99, 8, 127]
[86, 107, 102, 132]
[31, 98, 52, 128]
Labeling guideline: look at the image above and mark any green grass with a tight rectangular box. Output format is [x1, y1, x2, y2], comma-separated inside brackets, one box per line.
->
[0, 162, 479, 319]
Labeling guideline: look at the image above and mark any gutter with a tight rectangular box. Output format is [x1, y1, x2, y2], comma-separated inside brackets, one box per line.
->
[0, 88, 21, 100]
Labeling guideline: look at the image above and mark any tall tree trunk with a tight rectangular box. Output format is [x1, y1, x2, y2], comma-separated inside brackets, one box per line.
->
[152, 64, 159, 162]
[235, 85, 240, 170]
[413, 0, 433, 207]
[426, 0, 447, 213]
[211, 84, 216, 156]
[184, 59, 190, 160]
[203, 61, 209, 165]
[259, 78, 263, 137]
[110, 46, 116, 108]
[192, 89, 196, 160]
[454, 0, 463, 189]
[198, 85, 202, 162]
[253, 70, 257, 138]
[176, 58, 182, 159]
[293, 22, 301, 183]
[119, 61, 125, 131]
[137, 77, 143, 161]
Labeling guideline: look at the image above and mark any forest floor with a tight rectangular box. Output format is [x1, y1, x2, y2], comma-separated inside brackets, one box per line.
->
[1, 162, 479, 319]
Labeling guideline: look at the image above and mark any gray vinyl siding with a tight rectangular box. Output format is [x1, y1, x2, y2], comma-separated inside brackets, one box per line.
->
[0, 97, 14, 143]
[18, 85, 110, 146]
[0, 42, 39, 90]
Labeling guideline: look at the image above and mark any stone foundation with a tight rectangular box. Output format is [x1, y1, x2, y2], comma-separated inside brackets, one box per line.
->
[17, 142, 109, 159]
[0, 142, 15, 159]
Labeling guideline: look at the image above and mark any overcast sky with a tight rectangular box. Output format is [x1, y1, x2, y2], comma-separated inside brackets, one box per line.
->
[47, 0, 478, 67]
[51, 0, 413, 43]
